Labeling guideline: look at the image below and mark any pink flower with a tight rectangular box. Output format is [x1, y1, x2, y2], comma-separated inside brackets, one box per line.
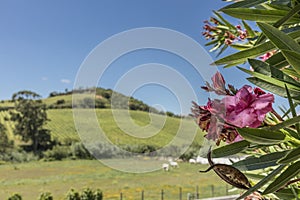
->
[259, 50, 276, 61]
[223, 85, 274, 128]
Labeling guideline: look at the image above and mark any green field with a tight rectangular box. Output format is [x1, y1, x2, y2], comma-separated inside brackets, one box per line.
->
[0, 160, 240, 199]
[0, 108, 203, 148]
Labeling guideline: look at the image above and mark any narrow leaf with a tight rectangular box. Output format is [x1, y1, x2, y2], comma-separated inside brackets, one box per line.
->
[213, 11, 236, 30]
[213, 30, 300, 66]
[282, 50, 300, 75]
[263, 161, 300, 194]
[242, 20, 256, 38]
[222, 8, 300, 23]
[238, 67, 300, 90]
[278, 145, 300, 164]
[273, 4, 300, 28]
[276, 188, 300, 200]
[220, 0, 268, 10]
[285, 85, 300, 136]
[233, 151, 288, 171]
[237, 128, 286, 145]
[237, 165, 285, 200]
[266, 52, 289, 69]
[247, 77, 300, 101]
[212, 140, 250, 158]
[268, 116, 300, 131]
[230, 43, 253, 51]
[283, 68, 300, 79]
[257, 22, 300, 53]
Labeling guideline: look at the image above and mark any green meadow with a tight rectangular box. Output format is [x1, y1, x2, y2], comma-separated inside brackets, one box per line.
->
[0, 160, 239, 199]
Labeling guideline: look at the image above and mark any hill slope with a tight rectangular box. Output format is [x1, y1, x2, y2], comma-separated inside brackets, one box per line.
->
[0, 109, 203, 149]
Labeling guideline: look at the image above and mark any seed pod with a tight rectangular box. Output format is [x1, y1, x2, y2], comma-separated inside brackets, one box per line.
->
[199, 147, 251, 190]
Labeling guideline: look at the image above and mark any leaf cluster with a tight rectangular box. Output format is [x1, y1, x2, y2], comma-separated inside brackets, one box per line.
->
[206, 0, 300, 199]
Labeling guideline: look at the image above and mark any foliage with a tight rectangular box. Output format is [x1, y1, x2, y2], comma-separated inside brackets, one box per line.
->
[43, 145, 72, 161]
[199, 0, 300, 199]
[0, 123, 12, 153]
[65, 188, 102, 200]
[7, 193, 22, 200]
[9, 91, 53, 154]
[38, 192, 53, 200]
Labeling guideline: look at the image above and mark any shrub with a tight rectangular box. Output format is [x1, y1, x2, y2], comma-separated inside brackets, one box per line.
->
[43, 145, 71, 161]
[65, 188, 103, 200]
[65, 189, 80, 200]
[38, 192, 53, 200]
[71, 142, 92, 159]
[7, 193, 22, 200]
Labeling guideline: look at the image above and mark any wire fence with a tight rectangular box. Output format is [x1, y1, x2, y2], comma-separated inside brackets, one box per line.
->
[117, 185, 238, 200]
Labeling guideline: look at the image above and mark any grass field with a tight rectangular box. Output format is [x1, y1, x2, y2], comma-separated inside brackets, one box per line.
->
[0, 159, 240, 200]
[0, 109, 204, 148]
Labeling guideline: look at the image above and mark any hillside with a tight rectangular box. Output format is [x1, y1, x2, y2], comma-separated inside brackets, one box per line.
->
[0, 108, 203, 148]
[0, 87, 166, 115]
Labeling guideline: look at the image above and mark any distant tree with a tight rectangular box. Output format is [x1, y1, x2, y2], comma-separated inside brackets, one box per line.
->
[0, 123, 11, 153]
[10, 90, 52, 154]
[166, 111, 175, 117]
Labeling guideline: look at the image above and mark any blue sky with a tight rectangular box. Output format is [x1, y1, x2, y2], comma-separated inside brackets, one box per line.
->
[0, 0, 276, 114]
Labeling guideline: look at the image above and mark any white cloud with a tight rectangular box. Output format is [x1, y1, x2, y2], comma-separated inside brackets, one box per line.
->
[41, 77, 48, 81]
[61, 79, 71, 84]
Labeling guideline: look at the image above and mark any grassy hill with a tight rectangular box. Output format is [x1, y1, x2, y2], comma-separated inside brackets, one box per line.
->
[0, 88, 202, 150]
[0, 108, 203, 149]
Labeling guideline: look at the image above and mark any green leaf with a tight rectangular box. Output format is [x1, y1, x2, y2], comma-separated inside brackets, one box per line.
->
[254, 4, 300, 46]
[220, 0, 268, 10]
[273, 4, 300, 28]
[205, 39, 219, 46]
[233, 151, 288, 171]
[278, 145, 300, 164]
[282, 50, 300, 75]
[230, 43, 253, 51]
[263, 161, 300, 194]
[247, 77, 300, 101]
[213, 30, 300, 66]
[266, 52, 289, 69]
[212, 140, 250, 158]
[237, 165, 285, 200]
[283, 68, 300, 79]
[213, 11, 236, 30]
[238, 67, 300, 90]
[268, 116, 300, 131]
[257, 22, 300, 53]
[248, 58, 271, 75]
[222, 8, 300, 23]
[276, 188, 300, 200]
[237, 128, 286, 145]
[285, 85, 300, 136]
[242, 20, 256, 38]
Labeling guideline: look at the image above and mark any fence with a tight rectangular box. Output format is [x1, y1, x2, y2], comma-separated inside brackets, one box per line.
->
[118, 185, 237, 200]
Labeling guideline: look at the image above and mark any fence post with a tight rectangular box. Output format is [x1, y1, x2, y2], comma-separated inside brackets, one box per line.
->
[196, 185, 199, 199]
[161, 189, 164, 200]
[187, 193, 191, 200]
[120, 192, 123, 200]
[179, 187, 182, 200]
[141, 190, 144, 200]
[211, 185, 214, 197]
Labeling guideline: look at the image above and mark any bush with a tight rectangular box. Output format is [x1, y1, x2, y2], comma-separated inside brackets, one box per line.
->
[65, 189, 80, 200]
[71, 142, 92, 159]
[43, 146, 71, 161]
[1, 149, 39, 163]
[65, 188, 103, 200]
[7, 193, 22, 200]
[38, 192, 53, 200]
